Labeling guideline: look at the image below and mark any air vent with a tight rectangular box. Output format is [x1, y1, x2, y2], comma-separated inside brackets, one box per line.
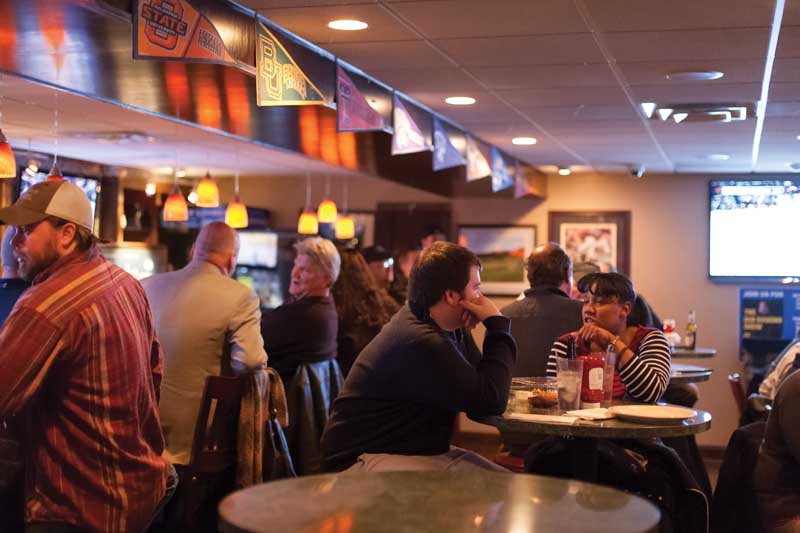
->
[642, 102, 754, 124]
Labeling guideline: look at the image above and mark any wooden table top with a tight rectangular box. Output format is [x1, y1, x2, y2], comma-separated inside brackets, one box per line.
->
[218, 471, 660, 533]
[671, 347, 717, 359]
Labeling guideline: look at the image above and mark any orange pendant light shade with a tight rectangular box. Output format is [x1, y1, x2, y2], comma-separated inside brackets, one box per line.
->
[196, 172, 220, 207]
[297, 211, 319, 235]
[163, 187, 188, 222]
[46, 161, 64, 181]
[317, 198, 338, 223]
[0, 130, 15, 178]
[335, 215, 355, 239]
[225, 198, 249, 229]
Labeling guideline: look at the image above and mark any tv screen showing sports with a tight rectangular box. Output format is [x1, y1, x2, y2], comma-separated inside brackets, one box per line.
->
[709, 180, 800, 281]
[237, 231, 278, 268]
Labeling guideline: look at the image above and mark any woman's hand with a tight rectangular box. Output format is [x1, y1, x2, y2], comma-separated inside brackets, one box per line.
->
[576, 323, 615, 352]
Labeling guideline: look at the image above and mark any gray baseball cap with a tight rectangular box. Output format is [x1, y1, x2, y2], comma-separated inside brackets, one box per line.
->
[0, 180, 93, 231]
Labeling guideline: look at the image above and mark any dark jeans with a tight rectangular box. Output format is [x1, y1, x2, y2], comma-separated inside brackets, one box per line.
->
[26, 463, 178, 533]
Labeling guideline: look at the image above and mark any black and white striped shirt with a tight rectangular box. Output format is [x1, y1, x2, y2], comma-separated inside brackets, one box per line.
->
[546, 327, 671, 403]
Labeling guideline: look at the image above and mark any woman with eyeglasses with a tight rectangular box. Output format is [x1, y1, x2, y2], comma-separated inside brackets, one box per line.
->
[545, 272, 671, 403]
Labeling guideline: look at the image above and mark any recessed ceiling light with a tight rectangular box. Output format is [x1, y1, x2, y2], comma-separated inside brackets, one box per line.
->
[640, 102, 657, 118]
[796, 135, 800, 141]
[445, 96, 476, 106]
[657, 108, 673, 120]
[666, 70, 724, 81]
[557, 167, 571, 176]
[707, 154, 730, 161]
[328, 19, 368, 31]
[512, 137, 537, 146]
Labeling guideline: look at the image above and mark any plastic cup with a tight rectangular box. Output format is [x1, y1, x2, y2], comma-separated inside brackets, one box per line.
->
[556, 357, 584, 411]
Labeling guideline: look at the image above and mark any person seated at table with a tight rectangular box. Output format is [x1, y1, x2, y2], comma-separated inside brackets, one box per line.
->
[754, 370, 800, 532]
[261, 237, 340, 384]
[546, 272, 671, 403]
[759, 337, 800, 401]
[331, 249, 396, 377]
[320, 241, 516, 473]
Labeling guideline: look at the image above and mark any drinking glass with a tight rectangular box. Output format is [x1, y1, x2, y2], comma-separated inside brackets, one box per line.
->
[602, 351, 617, 407]
[556, 357, 584, 411]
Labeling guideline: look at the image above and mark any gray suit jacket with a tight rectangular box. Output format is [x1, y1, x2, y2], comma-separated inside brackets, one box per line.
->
[142, 261, 268, 464]
[501, 285, 583, 377]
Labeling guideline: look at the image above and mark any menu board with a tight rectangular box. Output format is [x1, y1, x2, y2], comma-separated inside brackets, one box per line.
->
[740, 288, 800, 340]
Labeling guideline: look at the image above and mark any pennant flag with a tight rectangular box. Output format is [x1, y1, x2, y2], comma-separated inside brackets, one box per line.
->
[337, 65, 387, 132]
[466, 136, 491, 181]
[491, 147, 514, 192]
[432, 117, 466, 171]
[134, 0, 248, 72]
[256, 21, 325, 106]
[514, 160, 530, 198]
[392, 95, 431, 155]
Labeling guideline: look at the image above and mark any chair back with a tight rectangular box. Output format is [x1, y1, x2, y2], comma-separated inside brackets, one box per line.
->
[728, 373, 747, 417]
[189, 375, 243, 473]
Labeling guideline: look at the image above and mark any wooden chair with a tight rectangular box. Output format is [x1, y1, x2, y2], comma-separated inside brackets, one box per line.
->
[175, 376, 243, 532]
[728, 373, 747, 417]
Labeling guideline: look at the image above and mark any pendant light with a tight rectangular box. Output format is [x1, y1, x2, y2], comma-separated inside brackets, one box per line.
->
[225, 169, 248, 229]
[0, 92, 14, 179]
[163, 170, 188, 222]
[196, 170, 219, 207]
[297, 174, 319, 235]
[46, 105, 62, 181]
[317, 176, 338, 223]
[335, 179, 355, 239]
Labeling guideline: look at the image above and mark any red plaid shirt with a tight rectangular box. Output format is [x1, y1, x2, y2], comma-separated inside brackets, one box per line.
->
[0, 248, 169, 532]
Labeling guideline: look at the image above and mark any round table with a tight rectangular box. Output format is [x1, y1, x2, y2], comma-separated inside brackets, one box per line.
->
[671, 347, 716, 359]
[670, 363, 713, 385]
[218, 471, 661, 533]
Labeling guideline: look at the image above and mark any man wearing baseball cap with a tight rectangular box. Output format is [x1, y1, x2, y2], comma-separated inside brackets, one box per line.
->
[0, 180, 173, 532]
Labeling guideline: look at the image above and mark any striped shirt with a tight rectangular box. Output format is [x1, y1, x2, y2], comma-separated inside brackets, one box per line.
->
[546, 326, 671, 403]
[0, 248, 169, 532]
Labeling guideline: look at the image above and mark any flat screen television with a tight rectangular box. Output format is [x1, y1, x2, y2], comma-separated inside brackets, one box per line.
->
[20, 172, 99, 219]
[709, 179, 800, 282]
[237, 231, 278, 268]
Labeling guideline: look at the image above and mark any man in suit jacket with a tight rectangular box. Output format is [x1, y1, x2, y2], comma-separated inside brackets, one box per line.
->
[142, 221, 267, 465]
[502, 243, 583, 377]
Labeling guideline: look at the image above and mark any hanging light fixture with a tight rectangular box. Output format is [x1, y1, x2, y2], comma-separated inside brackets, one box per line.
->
[317, 176, 338, 223]
[225, 168, 248, 229]
[196, 170, 220, 207]
[0, 86, 15, 179]
[335, 179, 355, 239]
[46, 104, 62, 181]
[163, 168, 188, 222]
[298, 173, 319, 235]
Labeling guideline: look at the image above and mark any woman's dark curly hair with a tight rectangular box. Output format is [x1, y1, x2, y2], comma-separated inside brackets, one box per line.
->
[577, 272, 636, 304]
[332, 250, 391, 329]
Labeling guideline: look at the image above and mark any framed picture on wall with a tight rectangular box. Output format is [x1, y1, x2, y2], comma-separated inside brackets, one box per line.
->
[548, 211, 631, 275]
[457, 224, 536, 295]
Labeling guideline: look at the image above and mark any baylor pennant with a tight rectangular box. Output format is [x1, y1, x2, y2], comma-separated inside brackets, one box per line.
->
[257, 21, 325, 106]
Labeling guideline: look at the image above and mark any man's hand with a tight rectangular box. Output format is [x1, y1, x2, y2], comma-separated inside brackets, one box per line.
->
[576, 323, 615, 352]
[460, 309, 480, 331]
[460, 294, 502, 323]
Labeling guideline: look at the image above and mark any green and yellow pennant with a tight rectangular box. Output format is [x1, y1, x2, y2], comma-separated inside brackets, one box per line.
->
[256, 21, 325, 106]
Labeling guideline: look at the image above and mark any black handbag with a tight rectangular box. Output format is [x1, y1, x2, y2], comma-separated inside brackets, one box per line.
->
[263, 408, 297, 481]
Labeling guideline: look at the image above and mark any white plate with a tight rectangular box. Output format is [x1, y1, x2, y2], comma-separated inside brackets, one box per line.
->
[608, 405, 697, 425]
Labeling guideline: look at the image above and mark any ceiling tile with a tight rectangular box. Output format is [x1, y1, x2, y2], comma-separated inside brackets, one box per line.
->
[500, 86, 630, 108]
[604, 29, 770, 62]
[776, 26, 800, 59]
[366, 67, 483, 94]
[237, 1, 375, 9]
[258, 5, 417, 43]
[583, 0, 776, 31]
[521, 105, 640, 121]
[467, 64, 616, 90]
[619, 59, 766, 85]
[434, 34, 605, 67]
[389, 0, 587, 39]
[772, 59, 800, 82]
[630, 83, 762, 103]
[324, 41, 449, 70]
[767, 83, 800, 102]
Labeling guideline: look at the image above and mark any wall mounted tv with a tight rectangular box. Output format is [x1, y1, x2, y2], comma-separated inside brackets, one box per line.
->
[709, 180, 800, 282]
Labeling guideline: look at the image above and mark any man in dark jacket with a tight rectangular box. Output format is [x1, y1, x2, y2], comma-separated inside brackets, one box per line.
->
[321, 242, 516, 472]
[0, 227, 29, 326]
[502, 243, 582, 377]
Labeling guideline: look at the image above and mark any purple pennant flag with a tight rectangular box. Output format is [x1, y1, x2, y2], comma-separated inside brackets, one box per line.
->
[491, 147, 514, 192]
[466, 136, 491, 181]
[337, 65, 387, 132]
[392, 95, 431, 155]
[432, 117, 466, 171]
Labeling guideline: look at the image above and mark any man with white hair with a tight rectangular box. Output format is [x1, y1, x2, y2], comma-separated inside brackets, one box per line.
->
[261, 236, 340, 384]
[142, 221, 268, 465]
[0, 226, 29, 325]
[0, 180, 171, 532]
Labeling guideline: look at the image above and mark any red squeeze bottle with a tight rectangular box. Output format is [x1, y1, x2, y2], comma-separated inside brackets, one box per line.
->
[579, 353, 605, 408]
